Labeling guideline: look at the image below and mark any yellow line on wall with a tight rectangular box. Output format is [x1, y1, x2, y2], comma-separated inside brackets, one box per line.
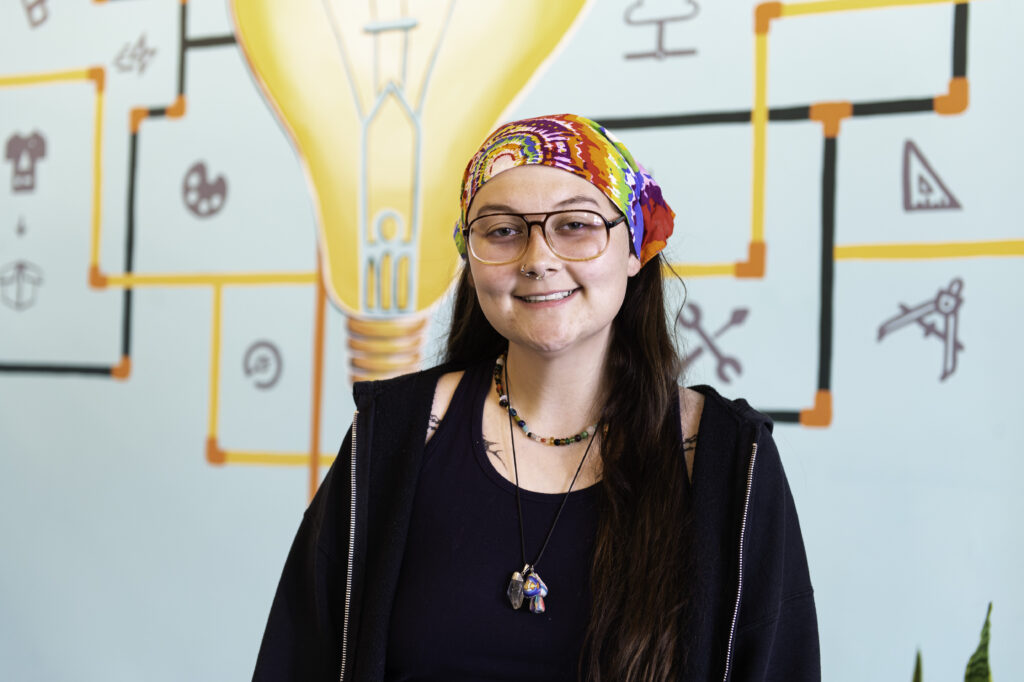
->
[207, 284, 223, 440]
[835, 240, 1024, 260]
[782, 0, 967, 17]
[665, 262, 737, 277]
[222, 451, 337, 467]
[751, 33, 769, 245]
[105, 271, 319, 287]
[0, 69, 94, 87]
[91, 85, 104, 269]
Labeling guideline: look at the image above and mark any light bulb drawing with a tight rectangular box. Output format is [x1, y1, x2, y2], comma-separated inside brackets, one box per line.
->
[232, 0, 590, 381]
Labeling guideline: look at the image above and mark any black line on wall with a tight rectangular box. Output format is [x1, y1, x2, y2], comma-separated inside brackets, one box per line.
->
[122, 132, 140, 358]
[187, 35, 237, 49]
[953, 3, 969, 78]
[770, 105, 812, 121]
[599, 111, 751, 128]
[818, 136, 837, 392]
[852, 99, 934, 116]
[599, 105, 818, 130]
[178, 1, 187, 97]
[0, 364, 113, 375]
[763, 410, 800, 423]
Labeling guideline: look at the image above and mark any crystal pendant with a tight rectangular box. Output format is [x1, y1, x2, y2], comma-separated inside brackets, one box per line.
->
[507, 571, 525, 609]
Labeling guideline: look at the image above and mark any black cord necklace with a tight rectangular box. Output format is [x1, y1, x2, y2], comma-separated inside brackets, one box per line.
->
[501, 356, 598, 614]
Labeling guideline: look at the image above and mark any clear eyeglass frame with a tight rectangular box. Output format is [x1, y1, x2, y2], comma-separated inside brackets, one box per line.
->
[464, 210, 627, 265]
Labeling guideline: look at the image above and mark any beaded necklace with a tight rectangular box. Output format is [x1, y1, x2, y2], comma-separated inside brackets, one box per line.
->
[493, 355, 597, 446]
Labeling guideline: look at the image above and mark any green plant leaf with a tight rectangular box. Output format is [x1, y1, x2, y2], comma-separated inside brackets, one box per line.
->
[964, 602, 992, 682]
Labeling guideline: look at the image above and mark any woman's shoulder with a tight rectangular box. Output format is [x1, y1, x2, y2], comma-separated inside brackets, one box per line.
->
[678, 386, 705, 435]
[426, 369, 466, 443]
[678, 387, 704, 482]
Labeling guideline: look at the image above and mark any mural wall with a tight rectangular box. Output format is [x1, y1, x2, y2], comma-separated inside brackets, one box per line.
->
[1, 0, 1020, 679]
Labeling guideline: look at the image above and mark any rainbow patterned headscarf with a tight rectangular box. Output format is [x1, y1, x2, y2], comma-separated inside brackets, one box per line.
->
[453, 113, 674, 266]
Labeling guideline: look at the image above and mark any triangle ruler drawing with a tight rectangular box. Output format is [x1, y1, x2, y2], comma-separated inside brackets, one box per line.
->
[903, 139, 962, 211]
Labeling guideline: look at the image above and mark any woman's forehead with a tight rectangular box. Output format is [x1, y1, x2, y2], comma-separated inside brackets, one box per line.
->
[467, 165, 616, 218]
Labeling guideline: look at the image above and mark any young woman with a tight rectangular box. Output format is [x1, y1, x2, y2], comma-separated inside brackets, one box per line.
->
[254, 114, 819, 681]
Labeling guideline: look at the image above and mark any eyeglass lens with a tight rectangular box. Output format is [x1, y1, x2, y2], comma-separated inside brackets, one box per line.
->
[469, 211, 609, 263]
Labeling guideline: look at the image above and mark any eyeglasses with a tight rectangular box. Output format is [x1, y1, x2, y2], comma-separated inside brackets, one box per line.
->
[465, 210, 627, 265]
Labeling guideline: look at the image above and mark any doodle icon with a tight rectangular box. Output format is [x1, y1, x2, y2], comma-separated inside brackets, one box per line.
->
[243, 340, 282, 390]
[903, 140, 961, 211]
[5, 131, 47, 193]
[878, 278, 964, 381]
[677, 302, 747, 383]
[22, 0, 48, 28]
[114, 34, 157, 75]
[0, 260, 44, 311]
[182, 161, 228, 218]
[624, 0, 699, 60]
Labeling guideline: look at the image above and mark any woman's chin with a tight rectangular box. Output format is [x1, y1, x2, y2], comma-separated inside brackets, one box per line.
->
[507, 328, 609, 359]
[506, 333, 574, 356]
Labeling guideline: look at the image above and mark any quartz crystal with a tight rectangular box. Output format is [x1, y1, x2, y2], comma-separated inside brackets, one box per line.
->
[507, 571, 525, 609]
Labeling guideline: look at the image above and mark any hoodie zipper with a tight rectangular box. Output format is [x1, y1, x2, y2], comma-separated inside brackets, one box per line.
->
[339, 411, 358, 682]
[722, 441, 758, 682]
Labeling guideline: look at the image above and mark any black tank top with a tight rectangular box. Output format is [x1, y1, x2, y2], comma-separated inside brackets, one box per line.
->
[385, 360, 601, 681]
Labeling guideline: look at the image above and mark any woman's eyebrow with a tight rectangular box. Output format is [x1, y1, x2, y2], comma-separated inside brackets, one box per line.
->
[475, 196, 601, 215]
[473, 202, 518, 214]
[553, 195, 601, 208]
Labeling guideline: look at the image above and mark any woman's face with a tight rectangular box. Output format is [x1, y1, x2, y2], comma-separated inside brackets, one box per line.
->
[466, 165, 642, 359]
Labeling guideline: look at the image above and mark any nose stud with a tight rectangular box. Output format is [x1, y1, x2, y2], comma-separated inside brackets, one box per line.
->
[520, 265, 545, 280]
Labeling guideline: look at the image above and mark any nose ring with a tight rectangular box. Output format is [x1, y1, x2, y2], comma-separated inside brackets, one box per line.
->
[520, 265, 545, 280]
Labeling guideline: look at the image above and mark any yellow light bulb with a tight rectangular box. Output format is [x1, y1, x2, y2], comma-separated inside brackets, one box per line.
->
[231, 0, 589, 380]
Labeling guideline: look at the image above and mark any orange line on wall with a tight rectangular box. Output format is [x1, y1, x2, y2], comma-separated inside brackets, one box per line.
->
[308, 265, 328, 501]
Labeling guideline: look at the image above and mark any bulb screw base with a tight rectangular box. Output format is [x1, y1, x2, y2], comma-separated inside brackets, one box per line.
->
[346, 314, 428, 382]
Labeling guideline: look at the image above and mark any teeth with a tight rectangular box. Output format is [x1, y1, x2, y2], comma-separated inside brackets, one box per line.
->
[522, 290, 573, 302]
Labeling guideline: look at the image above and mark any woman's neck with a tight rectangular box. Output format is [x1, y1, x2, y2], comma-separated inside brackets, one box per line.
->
[503, 339, 609, 434]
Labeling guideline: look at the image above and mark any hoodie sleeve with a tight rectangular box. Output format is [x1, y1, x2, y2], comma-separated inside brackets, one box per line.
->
[729, 424, 820, 681]
[252, 427, 353, 682]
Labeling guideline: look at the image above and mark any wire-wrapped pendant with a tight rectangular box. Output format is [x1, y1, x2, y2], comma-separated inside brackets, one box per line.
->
[523, 570, 548, 614]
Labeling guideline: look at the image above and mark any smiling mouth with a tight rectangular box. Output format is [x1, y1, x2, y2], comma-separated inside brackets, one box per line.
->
[516, 288, 579, 303]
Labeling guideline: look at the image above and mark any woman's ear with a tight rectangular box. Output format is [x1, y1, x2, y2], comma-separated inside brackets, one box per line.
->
[627, 254, 642, 277]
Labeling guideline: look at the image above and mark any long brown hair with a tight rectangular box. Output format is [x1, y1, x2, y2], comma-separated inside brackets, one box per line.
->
[445, 254, 692, 681]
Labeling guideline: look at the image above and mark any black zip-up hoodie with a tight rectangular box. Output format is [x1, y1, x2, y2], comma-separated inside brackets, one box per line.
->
[253, 363, 820, 681]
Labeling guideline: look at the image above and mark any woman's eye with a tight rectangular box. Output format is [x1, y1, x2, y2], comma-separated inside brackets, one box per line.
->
[485, 225, 522, 239]
[554, 220, 595, 235]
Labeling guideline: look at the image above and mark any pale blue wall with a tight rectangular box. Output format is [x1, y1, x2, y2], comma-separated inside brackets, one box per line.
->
[1, 1, 1020, 679]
